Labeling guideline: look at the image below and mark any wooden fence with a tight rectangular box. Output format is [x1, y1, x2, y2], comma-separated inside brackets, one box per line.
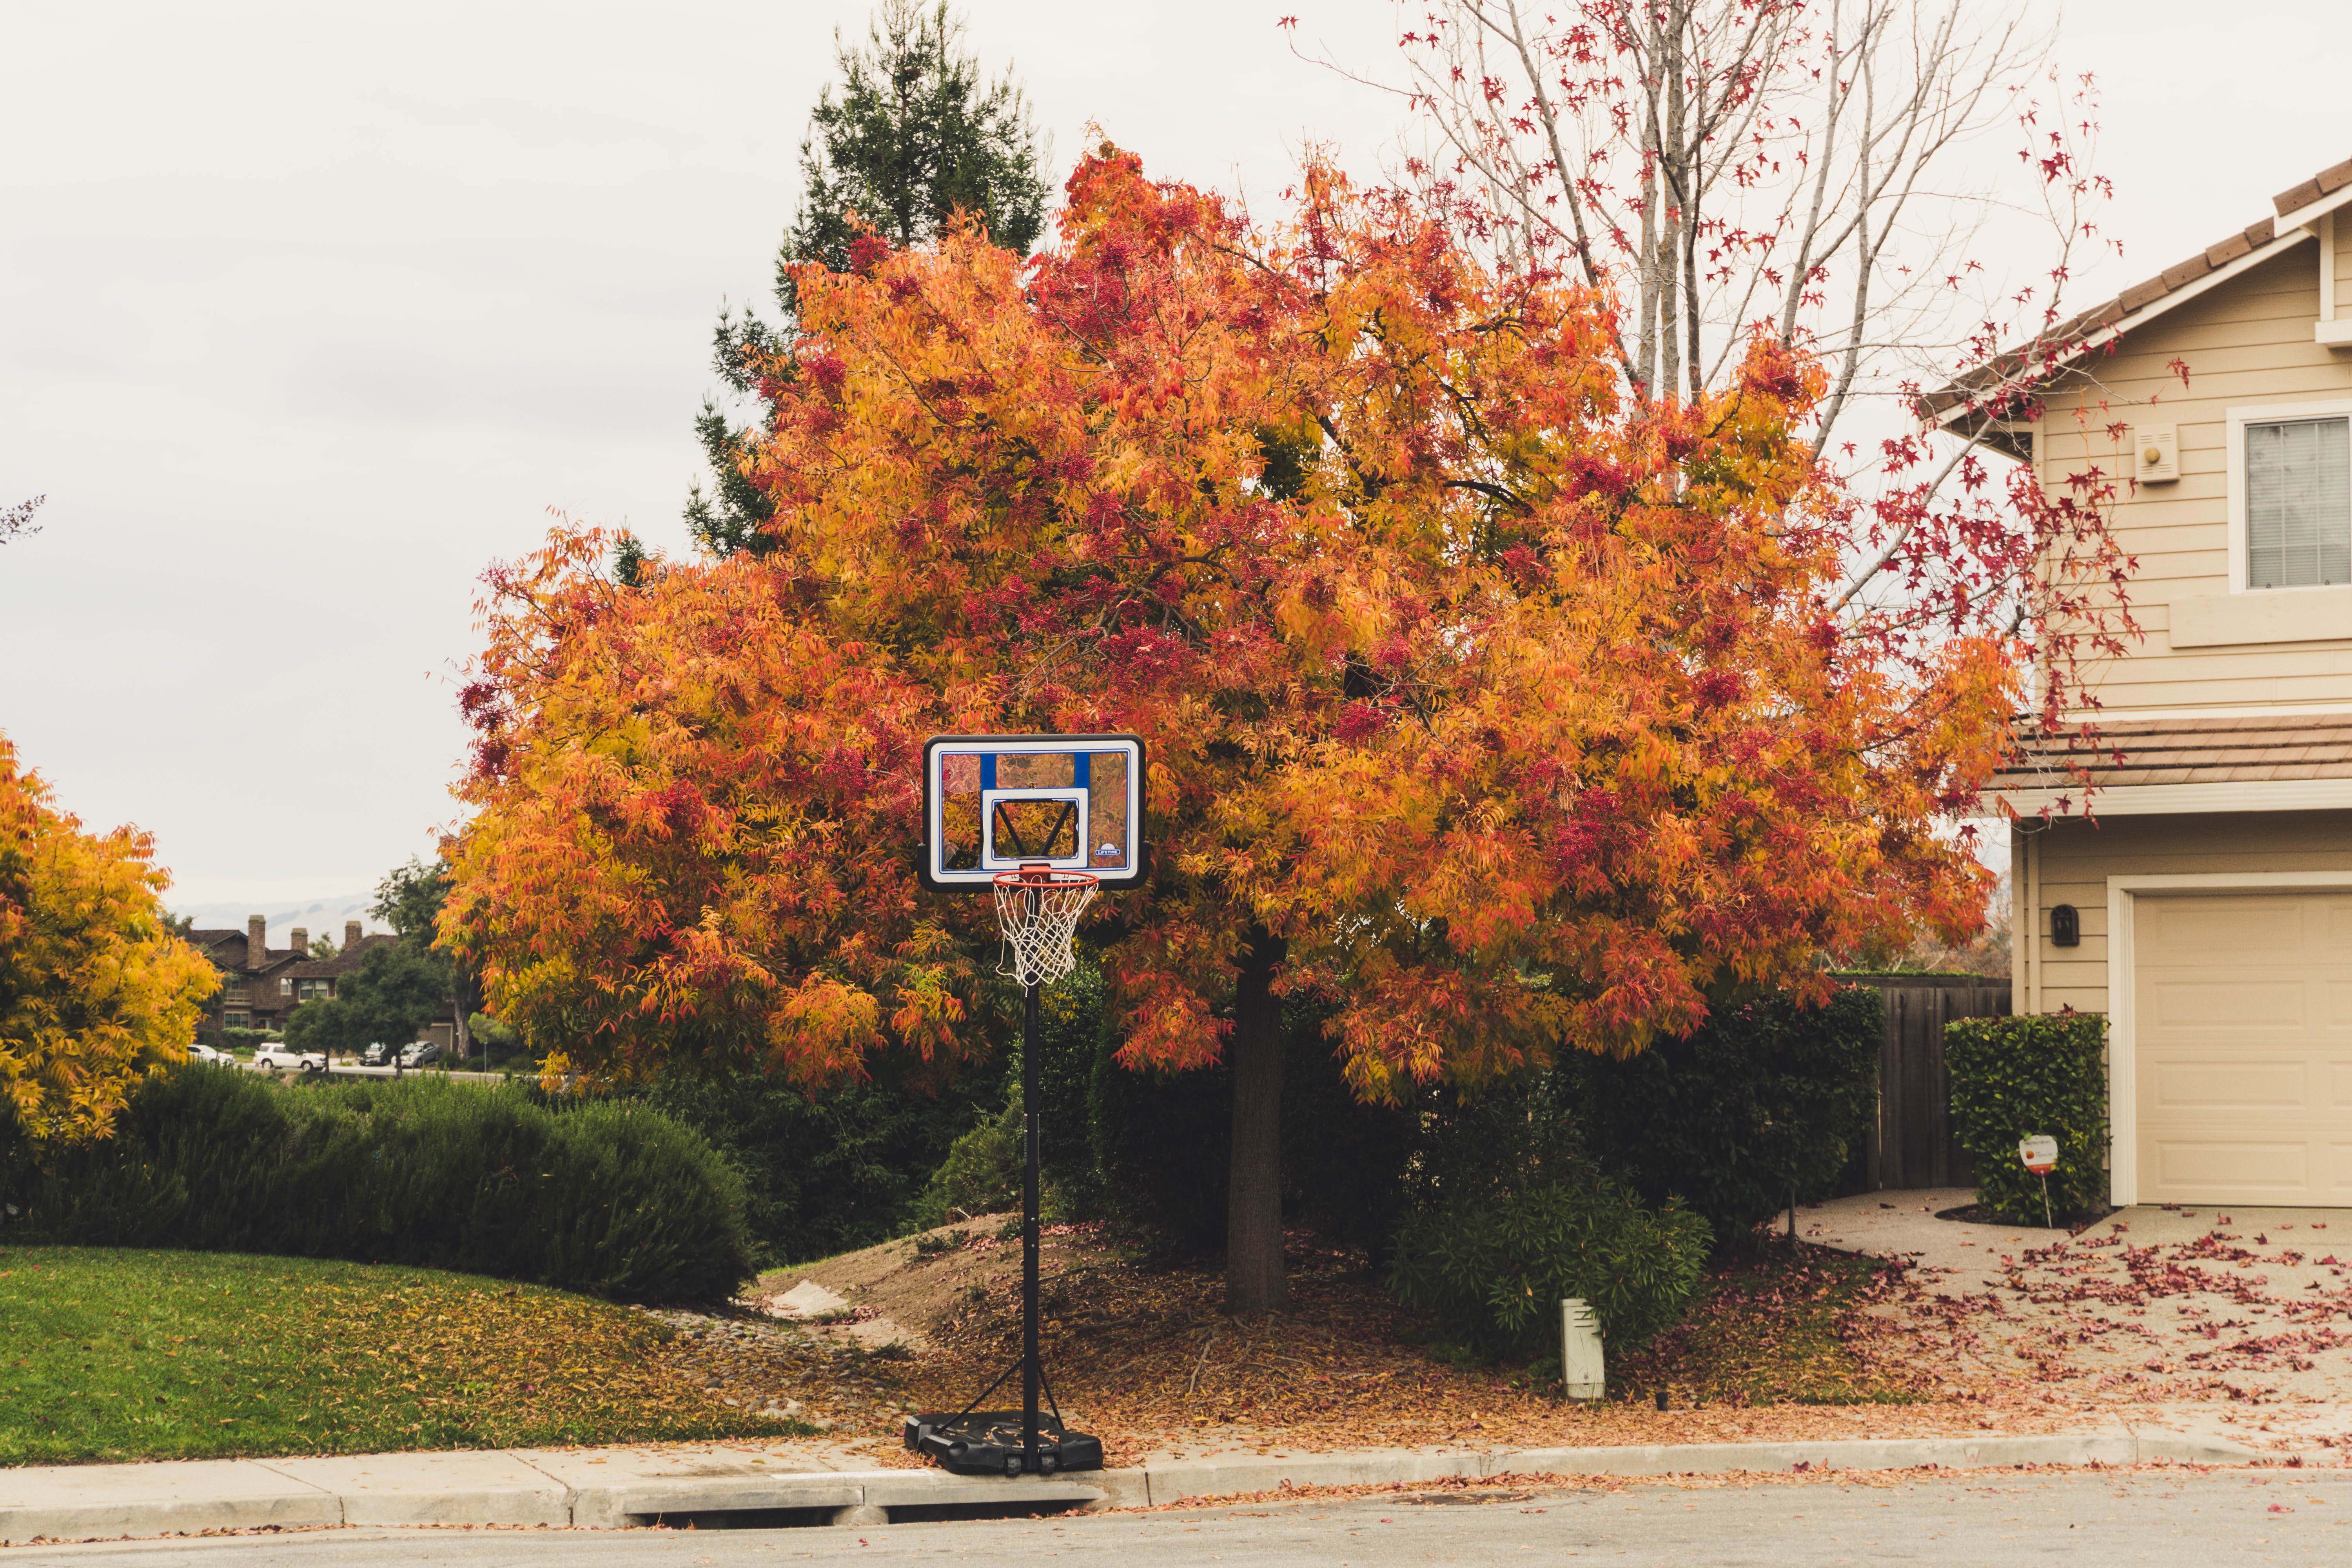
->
[1835, 974, 2011, 1192]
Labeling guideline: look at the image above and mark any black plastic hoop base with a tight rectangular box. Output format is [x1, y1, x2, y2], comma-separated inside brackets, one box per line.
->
[902, 1412, 1104, 1476]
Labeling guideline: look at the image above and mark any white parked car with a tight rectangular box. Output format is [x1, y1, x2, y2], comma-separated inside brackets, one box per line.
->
[186, 1043, 234, 1066]
[251, 1042, 325, 1073]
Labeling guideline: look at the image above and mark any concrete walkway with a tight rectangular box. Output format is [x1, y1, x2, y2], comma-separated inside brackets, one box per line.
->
[0, 1425, 2272, 1546]
[1795, 1187, 2067, 1283]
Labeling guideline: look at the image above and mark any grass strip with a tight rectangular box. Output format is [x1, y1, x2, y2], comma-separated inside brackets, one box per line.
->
[0, 1246, 806, 1466]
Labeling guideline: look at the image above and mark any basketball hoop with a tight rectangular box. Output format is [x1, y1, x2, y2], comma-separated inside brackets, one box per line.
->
[991, 866, 1098, 989]
[911, 734, 1138, 1480]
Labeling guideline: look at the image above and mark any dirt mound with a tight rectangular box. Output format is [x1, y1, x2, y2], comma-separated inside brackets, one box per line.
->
[752, 1214, 1093, 1356]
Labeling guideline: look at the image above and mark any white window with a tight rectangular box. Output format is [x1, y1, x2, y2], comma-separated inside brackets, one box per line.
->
[2228, 401, 2352, 592]
[2247, 417, 2351, 587]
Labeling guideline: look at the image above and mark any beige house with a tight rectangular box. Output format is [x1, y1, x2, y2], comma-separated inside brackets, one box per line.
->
[1984, 155, 2352, 1210]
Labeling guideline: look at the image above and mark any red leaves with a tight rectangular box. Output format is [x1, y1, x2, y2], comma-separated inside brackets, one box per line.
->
[1333, 702, 1390, 743]
[1690, 668, 1745, 710]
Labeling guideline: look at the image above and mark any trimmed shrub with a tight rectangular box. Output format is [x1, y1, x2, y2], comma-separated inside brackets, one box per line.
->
[1946, 1010, 2109, 1222]
[1387, 1177, 1710, 1358]
[1565, 987, 1882, 1244]
[13, 1066, 754, 1302]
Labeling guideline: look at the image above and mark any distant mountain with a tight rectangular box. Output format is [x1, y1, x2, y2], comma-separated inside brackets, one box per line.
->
[168, 893, 384, 939]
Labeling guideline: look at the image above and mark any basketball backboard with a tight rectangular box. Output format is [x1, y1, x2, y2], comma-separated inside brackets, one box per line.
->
[920, 733, 1147, 891]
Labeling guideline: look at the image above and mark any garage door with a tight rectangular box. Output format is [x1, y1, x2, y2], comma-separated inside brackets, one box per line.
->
[2134, 892, 2352, 1206]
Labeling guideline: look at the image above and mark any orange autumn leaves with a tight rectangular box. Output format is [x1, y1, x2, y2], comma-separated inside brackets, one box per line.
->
[445, 148, 2010, 1094]
[0, 733, 217, 1148]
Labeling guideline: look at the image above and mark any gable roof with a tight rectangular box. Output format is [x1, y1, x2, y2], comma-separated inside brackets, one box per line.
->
[1926, 153, 2352, 430]
[284, 933, 402, 980]
[182, 928, 401, 975]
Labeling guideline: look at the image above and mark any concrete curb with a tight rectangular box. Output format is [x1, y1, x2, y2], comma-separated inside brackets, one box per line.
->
[0, 1428, 2273, 1546]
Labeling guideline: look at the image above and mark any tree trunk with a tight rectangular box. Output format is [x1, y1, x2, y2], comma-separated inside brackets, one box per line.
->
[1225, 927, 1289, 1316]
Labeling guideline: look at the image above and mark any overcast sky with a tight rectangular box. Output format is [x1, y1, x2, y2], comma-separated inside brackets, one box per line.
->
[2, 0, 2343, 913]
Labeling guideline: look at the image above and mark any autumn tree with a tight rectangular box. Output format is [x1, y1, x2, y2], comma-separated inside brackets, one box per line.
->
[446, 148, 2009, 1312]
[688, 0, 1049, 557]
[0, 732, 218, 1154]
[1299, 0, 2137, 767]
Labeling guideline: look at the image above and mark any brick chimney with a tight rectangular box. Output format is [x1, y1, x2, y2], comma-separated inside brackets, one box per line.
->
[346, 920, 362, 951]
[247, 915, 266, 969]
[290, 927, 309, 957]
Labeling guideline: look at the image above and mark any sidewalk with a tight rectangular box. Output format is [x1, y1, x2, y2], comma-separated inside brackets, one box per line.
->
[0, 1425, 2275, 1546]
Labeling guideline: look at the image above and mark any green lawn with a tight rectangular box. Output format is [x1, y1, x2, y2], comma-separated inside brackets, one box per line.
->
[0, 1247, 805, 1466]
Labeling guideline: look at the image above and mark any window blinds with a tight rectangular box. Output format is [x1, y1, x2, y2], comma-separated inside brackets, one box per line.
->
[2247, 416, 2352, 588]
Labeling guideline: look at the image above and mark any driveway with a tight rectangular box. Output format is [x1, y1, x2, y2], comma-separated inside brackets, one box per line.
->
[1806, 1189, 2352, 1457]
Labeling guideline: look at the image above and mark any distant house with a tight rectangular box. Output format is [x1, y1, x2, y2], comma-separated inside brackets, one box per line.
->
[185, 915, 461, 1053]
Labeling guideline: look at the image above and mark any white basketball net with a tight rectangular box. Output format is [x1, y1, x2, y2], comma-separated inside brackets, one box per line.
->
[992, 872, 1098, 989]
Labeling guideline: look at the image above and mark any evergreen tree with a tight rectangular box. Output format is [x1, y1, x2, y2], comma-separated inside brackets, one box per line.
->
[281, 940, 448, 1058]
[686, 0, 1047, 557]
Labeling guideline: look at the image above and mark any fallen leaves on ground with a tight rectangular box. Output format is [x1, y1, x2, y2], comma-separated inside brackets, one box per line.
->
[1875, 1215, 2352, 1450]
[682, 1227, 2102, 1469]
[0, 1247, 802, 1464]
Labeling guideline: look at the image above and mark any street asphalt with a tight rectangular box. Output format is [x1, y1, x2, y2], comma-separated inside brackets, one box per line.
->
[11, 1468, 2350, 1566]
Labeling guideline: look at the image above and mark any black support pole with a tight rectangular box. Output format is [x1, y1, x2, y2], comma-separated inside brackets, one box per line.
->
[1021, 950, 1042, 1473]
[899, 864, 1104, 1481]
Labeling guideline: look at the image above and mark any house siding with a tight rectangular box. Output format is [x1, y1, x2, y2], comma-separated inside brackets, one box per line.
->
[2013, 809, 2352, 1016]
[2035, 243, 2352, 715]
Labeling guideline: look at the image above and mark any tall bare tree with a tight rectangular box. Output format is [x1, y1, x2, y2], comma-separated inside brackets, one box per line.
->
[1296, 0, 2136, 789]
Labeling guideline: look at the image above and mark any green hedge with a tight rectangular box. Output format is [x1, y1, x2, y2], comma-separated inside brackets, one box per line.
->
[12, 1066, 754, 1303]
[1946, 1011, 2109, 1222]
[1566, 987, 1882, 1244]
[1387, 1177, 1710, 1359]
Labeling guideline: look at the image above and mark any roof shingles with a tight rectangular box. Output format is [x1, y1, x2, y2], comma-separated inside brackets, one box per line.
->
[1924, 185, 2318, 421]
[1991, 715, 2352, 793]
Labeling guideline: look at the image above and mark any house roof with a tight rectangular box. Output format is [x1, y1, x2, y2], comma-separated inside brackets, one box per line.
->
[1989, 714, 2352, 795]
[1926, 152, 2352, 427]
[183, 929, 400, 975]
[283, 933, 401, 979]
